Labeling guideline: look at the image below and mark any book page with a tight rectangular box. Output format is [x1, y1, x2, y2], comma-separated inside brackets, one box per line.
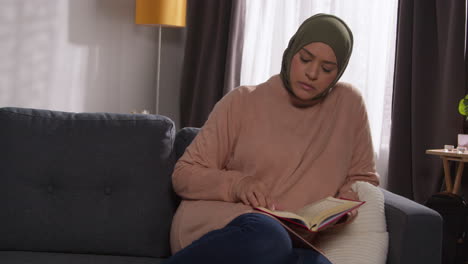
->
[296, 197, 362, 229]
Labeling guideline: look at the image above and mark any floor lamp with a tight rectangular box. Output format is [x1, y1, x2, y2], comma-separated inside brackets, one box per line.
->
[135, 0, 187, 115]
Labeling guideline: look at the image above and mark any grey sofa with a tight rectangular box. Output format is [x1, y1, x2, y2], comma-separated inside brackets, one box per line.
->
[0, 107, 442, 264]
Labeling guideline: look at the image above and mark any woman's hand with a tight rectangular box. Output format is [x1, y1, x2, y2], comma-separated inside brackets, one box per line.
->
[336, 188, 359, 224]
[233, 177, 275, 210]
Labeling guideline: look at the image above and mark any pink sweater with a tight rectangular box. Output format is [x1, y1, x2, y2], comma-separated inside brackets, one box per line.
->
[170, 75, 379, 253]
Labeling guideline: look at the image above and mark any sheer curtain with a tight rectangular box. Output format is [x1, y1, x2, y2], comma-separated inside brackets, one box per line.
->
[240, 0, 398, 188]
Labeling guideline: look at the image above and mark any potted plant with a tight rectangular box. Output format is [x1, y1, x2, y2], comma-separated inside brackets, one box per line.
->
[458, 95, 468, 147]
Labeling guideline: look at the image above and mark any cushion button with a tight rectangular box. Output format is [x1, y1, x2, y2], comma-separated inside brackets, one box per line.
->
[105, 187, 111, 195]
[47, 185, 53, 193]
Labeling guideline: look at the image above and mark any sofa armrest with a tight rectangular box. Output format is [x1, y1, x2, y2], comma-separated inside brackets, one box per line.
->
[382, 189, 442, 264]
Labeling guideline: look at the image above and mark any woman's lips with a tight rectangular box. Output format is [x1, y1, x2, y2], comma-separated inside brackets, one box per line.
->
[299, 82, 315, 91]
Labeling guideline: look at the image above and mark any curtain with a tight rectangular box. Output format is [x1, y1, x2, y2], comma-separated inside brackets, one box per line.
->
[240, 0, 398, 188]
[464, 1, 468, 197]
[388, 0, 467, 203]
[180, 0, 246, 128]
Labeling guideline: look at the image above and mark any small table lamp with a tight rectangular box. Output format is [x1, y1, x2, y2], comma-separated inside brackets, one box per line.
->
[135, 0, 187, 115]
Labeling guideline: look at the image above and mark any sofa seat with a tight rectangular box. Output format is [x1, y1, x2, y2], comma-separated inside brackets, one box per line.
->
[0, 107, 443, 264]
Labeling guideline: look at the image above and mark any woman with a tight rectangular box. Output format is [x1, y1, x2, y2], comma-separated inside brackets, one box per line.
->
[166, 13, 379, 264]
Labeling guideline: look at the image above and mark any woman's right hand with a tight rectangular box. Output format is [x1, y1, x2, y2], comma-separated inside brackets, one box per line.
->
[233, 177, 275, 210]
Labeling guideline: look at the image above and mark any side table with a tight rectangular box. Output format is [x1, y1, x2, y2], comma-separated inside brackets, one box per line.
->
[426, 149, 468, 195]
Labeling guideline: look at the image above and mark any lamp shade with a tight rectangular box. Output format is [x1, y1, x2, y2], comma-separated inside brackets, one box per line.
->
[135, 0, 186, 27]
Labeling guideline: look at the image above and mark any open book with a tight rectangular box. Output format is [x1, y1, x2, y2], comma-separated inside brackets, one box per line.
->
[255, 196, 364, 233]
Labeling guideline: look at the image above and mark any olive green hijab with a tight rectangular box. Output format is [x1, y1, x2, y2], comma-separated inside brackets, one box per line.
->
[280, 13, 353, 103]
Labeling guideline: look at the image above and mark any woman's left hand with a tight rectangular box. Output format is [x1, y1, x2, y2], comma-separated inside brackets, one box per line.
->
[336, 189, 359, 224]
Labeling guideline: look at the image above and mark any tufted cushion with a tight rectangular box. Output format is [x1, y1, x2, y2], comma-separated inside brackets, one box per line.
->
[317, 181, 389, 264]
[0, 107, 177, 258]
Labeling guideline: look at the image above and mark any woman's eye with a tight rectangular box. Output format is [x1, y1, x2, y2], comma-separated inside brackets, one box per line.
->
[322, 67, 332, 73]
[300, 57, 310, 63]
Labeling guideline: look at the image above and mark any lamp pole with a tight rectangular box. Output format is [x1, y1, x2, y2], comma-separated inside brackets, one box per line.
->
[134, 0, 187, 115]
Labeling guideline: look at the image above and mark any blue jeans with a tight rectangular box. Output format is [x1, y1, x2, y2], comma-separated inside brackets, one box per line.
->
[164, 213, 331, 264]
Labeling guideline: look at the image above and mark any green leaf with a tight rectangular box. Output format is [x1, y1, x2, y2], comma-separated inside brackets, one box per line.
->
[459, 98, 467, 116]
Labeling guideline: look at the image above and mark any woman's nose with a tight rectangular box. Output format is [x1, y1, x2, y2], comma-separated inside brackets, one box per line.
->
[306, 63, 319, 80]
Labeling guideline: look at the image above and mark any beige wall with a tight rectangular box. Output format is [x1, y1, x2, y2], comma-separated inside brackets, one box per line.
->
[0, 0, 186, 129]
[159, 26, 186, 130]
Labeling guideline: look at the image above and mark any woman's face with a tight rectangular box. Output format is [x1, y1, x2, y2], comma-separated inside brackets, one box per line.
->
[289, 42, 338, 103]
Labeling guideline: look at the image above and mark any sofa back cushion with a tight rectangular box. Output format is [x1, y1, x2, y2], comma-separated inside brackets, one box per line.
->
[0, 107, 177, 257]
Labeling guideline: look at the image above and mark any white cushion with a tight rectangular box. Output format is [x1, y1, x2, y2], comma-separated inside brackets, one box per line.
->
[316, 181, 389, 264]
